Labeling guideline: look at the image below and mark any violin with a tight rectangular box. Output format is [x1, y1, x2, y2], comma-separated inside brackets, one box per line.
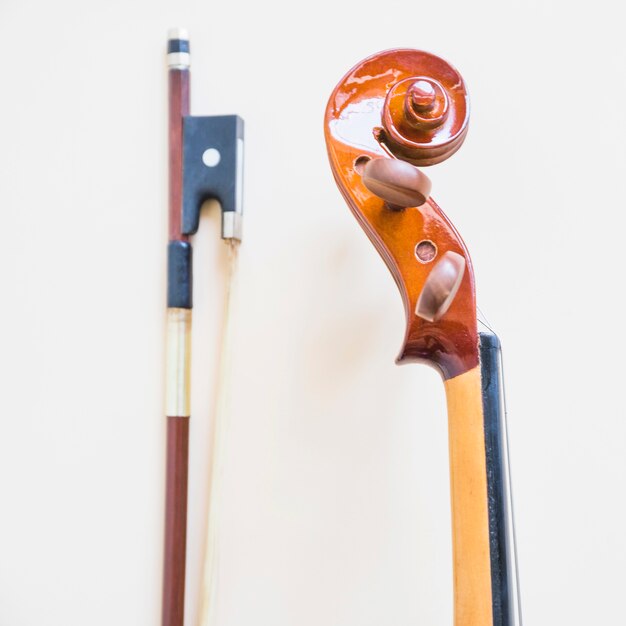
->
[325, 50, 522, 626]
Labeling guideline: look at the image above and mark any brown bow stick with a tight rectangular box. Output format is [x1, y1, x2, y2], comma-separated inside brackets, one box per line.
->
[163, 28, 244, 626]
[325, 49, 522, 626]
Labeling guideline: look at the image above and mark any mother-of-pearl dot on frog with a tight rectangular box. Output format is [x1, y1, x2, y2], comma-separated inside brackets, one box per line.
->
[202, 148, 221, 167]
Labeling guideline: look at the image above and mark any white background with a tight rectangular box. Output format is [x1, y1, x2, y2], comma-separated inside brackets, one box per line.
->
[1, 1, 624, 624]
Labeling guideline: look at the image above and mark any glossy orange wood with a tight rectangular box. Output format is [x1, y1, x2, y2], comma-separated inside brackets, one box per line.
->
[324, 49, 478, 379]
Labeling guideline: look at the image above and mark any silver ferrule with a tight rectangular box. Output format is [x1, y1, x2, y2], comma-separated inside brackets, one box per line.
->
[221, 212, 243, 241]
[167, 52, 190, 69]
[221, 136, 244, 241]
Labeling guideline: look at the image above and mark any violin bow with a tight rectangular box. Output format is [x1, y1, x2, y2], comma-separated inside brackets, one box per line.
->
[163, 28, 244, 626]
[325, 50, 522, 626]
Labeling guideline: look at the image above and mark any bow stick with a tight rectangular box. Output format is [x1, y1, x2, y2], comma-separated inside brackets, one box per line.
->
[163, 28, 244, 626]
[325, 50, 522, 626]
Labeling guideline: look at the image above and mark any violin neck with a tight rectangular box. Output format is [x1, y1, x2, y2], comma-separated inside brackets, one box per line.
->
[443, 332, 521, 626]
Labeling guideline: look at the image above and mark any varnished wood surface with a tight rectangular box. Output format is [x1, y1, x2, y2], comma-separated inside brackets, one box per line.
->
[445, 367, 493, 626]
[162, 416, 190, 626]
[325, 50, 478, 379]
[169, 69, 190, 242]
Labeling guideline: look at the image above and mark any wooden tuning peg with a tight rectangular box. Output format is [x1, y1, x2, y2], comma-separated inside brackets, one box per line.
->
[415, 251, 466, 322]
[360, 157, 432, 208]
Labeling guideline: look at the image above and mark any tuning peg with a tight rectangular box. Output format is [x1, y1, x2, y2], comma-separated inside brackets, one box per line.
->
[360, 157, 431, 208]
[415, 251, 466, 322]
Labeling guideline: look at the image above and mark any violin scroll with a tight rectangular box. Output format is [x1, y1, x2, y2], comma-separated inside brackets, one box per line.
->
[324, 49, 476, 379]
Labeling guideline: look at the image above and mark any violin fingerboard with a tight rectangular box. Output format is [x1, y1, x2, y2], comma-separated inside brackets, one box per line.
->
[480, 331, 523, 626]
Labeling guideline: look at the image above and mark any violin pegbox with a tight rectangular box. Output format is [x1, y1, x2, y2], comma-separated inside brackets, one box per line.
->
[324, 49, 477, 379]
